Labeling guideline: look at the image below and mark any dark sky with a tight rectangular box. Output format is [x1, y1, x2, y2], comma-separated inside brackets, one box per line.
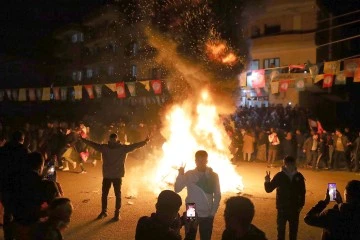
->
[0, 0, 105, 57]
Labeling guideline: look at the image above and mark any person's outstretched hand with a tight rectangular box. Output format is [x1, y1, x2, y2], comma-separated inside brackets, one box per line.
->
[265, 171, 271, 182]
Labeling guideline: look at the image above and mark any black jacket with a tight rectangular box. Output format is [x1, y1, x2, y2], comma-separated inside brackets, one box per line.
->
[304, 201, 360, 240]
[135, 213, 182, 240]
[221, 224, 267, 240]
[264, 167, 306, 211]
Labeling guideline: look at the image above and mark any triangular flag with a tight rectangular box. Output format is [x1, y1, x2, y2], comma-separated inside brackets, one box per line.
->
[354, 66, 360, 83]
[151, 80, 162, 94]
[12, 89, 18, 101]
[61, 87, 68, 101]
[335, 71, 346, 85]
[270, 81, 279, 94]
[0, 90, 4, 101]
[28, 88, 36, 101]
[42, 88, 51, 101]
[36, 88, 43, 100]
[18, 88, 27, 101]
[295, 79, 305, 91]
[279, 80, 290, 92]
[116, 82, 126, 98]
[53, 87, 60, 100]
[74, 86, 83, 100]
[270, 70, 280, 81]
[314, 74, 324, 83]
[85, 85, 94, 99]
[324, 61, 340, 75]
[94, 84, 102, 98]
[344, 58, 360, 77]
[6, 89, 12, 100]
[238, 72, 247, 87]
[105, 83, 116, 92]
[323, 74, 333, 88]
[309, 64, 319, 80]
[126, 82, 136, 96]
[141, 81, 151, 91]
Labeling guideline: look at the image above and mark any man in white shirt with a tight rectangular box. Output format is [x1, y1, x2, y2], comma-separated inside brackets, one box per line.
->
[268, 131, 280, 168]
[174, 150, 221, 240]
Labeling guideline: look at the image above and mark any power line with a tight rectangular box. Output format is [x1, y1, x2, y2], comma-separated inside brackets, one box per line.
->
[317, 8, 360, 23]
[317, 34, 360, 48]
[316, 18, 360, 33]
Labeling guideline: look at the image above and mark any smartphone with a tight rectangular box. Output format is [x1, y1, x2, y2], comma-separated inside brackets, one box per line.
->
[186, 203, 196, 221]
[328, 183, 337, 201]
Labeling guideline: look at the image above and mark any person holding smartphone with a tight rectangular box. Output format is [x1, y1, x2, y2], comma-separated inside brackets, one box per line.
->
[175, 150, 221, 240]
[264, 155, 306, 240]
[304, 180, 360, 240]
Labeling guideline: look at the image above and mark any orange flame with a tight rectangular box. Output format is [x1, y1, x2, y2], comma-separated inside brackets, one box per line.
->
[154, 90, 244, 193]
[206, 41, 238, 66]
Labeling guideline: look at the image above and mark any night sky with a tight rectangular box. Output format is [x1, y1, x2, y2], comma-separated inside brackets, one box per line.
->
[0, 0, 105, 57]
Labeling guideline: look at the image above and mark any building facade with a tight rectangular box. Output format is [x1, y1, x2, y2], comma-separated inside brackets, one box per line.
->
[242, 0, 318, 107]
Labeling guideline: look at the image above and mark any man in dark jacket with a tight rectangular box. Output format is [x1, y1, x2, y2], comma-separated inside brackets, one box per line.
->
[304, 180, 360, 240]
[264, 155, 306, 240]
[135, 190, 183, 240]
[0, 131, 29, 240]
[222, 196, 267, 240]
[82, 133, 149, 221]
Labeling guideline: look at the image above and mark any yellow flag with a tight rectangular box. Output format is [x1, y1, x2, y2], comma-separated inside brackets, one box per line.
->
[42, 88, 51, 101]
[18, 88, 27, 101]
[105, 83, 116, 92]
[314, 74, 324, 83]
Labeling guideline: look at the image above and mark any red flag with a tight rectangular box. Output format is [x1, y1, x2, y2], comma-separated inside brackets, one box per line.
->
[116, 82, 126, 98]
[323, 74, 334, 88]
[279, 80, 290, 92]
[250, 69, 265, 88]
[317, 121, 324, 134]
[151, 80, 162, 94]
[85, 85, 94, 99]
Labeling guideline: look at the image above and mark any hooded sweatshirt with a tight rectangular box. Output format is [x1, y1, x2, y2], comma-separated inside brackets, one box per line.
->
[82, 138, 147, 178]
[304, 201, 360, 240]
[264, 166, 306, 211]
[174, 167, 221, 217]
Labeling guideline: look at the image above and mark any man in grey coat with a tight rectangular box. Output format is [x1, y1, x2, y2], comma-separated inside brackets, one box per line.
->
[82, 133, 149, 221]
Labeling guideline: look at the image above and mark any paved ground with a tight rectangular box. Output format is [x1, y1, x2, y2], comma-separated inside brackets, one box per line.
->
[1, 157, 359, 240]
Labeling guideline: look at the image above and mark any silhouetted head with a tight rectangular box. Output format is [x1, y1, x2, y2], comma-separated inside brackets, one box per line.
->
[27, 152, 45, 174]
[48, 198, 73, 230]
[155, 190, 182, 221]
[109, 133, 118, 144]
[283, 155, 296, 172]
[224, 196, 255, 231]
[344, 180, 360, 204]
[11, 130, 25, 144]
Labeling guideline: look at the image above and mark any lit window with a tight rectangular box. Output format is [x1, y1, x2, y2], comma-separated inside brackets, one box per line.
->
[71, 34, 78, 43]
[131, 65, 137, 77]
[79, 33, 84, 42]
[250, 60, 259, 70]
[77, 71, 82, 81]
[132, 43, 138, 56]
[108, 66, 114, 76]
[264, 58, 280, 68]
[87, 69, 93, 78]
[72, 72, 77, 80]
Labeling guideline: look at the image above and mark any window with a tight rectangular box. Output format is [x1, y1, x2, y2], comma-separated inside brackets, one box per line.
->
[72, 71, 77, 81]
[71, 34, 78, 43]
[131, 65, 137, 77]
[264, 24, 281, 35]
[264, 58, 280, 68]
[250, 60, 260, 70]
[132, 42, 138, 56]
[77, 71, 82, 81]
[79, 33, 84, 42]
[86, 69, 93, 78]
[108, 66, 114, 76]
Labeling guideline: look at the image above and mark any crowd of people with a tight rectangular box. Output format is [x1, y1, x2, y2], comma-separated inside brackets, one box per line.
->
[0, 103, 360, 240]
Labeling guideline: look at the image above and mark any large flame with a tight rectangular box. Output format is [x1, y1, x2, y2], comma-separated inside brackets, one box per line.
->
[154, 90, 244, 193]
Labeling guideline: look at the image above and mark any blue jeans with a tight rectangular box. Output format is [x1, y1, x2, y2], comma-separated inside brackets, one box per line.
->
[186, 216, 214, 240]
